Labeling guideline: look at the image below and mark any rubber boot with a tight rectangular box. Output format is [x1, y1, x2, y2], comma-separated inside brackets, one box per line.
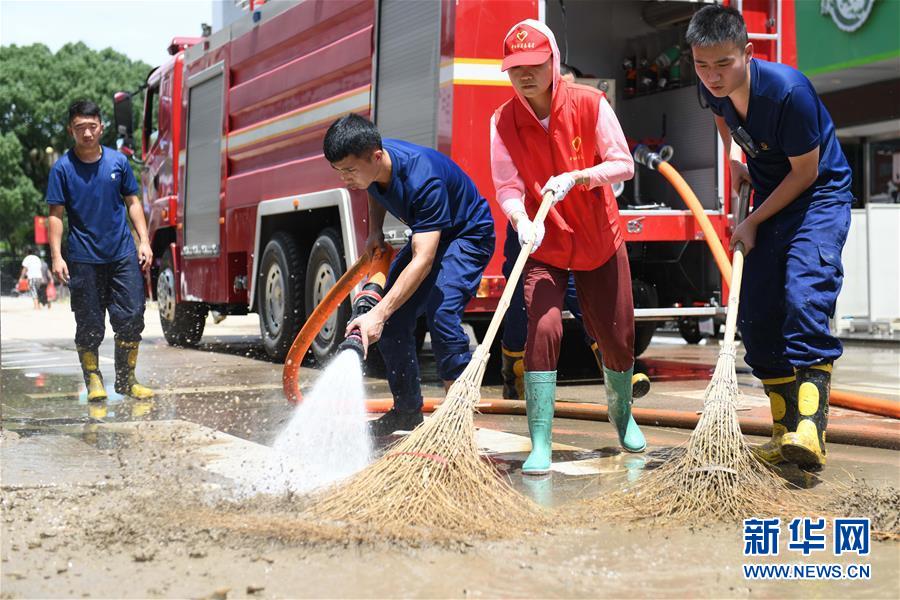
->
[781, 364, 831, 469]
[604, 366, 646, 452]
[369, 407, 424, 437]
[591, 343, 650, 399]
[522, 371, 556, 475]
[751, 375, 798, 465]
[114, 340, 154, 399]
[77, 347, 107, 402]
[501, 346, 525, 400]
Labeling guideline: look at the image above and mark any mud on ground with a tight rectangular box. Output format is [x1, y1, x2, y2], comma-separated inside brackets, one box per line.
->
[2, 425, 898, 599]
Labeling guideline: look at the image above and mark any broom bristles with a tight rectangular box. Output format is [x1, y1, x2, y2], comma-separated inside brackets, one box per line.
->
[304, 350, 552, 542]
[598, 341, 805, 522]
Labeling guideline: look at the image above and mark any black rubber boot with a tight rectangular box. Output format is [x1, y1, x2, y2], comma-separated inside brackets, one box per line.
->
[781, 364, 831, 469]
[369, 407, 424, 437]
[501, 346, 525, 400]
[751, 375, 799, 465]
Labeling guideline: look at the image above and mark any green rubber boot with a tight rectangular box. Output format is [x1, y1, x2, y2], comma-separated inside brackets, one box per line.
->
[604, 366, 646, 453]
[523, 371, 556, 475]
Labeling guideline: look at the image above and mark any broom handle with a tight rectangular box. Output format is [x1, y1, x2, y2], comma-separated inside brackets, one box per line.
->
[476, 190, 557, 355]
[723, 244, 745, 347]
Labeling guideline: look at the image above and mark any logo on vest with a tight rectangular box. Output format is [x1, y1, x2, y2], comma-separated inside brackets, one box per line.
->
[516, 30, 528, 42]
[569, 136, 583, 162]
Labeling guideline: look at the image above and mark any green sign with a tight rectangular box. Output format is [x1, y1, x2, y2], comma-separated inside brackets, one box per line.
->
[796, 0, 900, 75]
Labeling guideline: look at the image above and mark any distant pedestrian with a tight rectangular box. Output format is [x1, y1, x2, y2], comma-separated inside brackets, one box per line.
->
[47, 100, 154, 402]
[18, 250, 44, 310]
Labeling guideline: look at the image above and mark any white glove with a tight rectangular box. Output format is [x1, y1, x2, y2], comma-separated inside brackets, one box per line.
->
[516, 217, 545, 254]
[541, 172, 577, 203]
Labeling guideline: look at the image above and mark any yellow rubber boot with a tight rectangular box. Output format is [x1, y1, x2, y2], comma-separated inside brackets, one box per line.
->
[114, 340, 154, 399]
[751, 375, 798, 465]
[591, 342, 650, 399]
[77, 347, 108, 402]
[501, 346, 525, 400]
[781, 364, 831, 469]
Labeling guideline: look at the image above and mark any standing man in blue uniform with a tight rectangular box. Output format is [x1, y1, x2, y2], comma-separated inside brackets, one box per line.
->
[47, 100, 155, 402]
[688, 6, 853, 469]
[323, 114, 495, 436]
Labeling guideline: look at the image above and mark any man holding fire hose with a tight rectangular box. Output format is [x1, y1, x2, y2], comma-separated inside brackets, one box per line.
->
[687, 5, 853, 469]
[490, 19, 646, 475]
[323, 114, 495, 437]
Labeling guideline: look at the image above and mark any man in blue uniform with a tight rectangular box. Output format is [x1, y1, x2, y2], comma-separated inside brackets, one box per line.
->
[323, 114, 495, 436]
[688, 5, 853, 469]
[47, 100, 155, 402]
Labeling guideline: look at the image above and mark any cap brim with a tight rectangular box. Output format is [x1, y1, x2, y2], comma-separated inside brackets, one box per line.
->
[501, 50, 552, 72]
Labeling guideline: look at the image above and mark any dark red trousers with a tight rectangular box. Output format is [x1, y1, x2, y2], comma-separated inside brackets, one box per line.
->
[523, 243, 634, 372]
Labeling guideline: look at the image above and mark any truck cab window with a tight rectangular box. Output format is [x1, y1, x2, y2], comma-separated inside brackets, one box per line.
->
[143, 84, 160, 151]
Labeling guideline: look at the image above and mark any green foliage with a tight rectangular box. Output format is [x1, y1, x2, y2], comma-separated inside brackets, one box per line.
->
[0, 42, 151, 254]
[0, 132, 42, 256]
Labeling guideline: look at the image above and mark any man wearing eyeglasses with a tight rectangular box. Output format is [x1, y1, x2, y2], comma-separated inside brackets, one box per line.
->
[47, 100, 155, 403]
[687, 5, 853, 470]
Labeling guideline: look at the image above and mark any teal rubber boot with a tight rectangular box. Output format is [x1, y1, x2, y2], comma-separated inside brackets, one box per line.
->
[604, 366, 646, 453]
[523, 371, 556, 475]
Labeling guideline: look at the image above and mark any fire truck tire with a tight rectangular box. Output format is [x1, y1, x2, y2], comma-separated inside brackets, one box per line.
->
[632, 279, 658, 358]
[259, 232, 307, 362]
[678, 317, 704, 344]
[157, 249, 206, 347]
[305, 228, 350, 364]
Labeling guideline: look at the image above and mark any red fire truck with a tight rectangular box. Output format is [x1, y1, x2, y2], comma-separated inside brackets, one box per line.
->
[114, 0, 794, 363]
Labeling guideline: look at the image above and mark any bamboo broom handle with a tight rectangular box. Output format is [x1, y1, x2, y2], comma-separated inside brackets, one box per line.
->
[723, 243, 745, 347]
[476, 190, 557, 355]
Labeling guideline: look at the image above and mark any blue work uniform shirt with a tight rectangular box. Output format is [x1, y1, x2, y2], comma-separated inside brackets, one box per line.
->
[367, 139, 494, 241]
[700, 59, 852, 210]
[46, 147, 140, 264]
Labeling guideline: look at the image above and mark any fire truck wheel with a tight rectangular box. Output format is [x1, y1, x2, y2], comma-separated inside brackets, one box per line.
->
[157, 248, 206, 347]
[632, 279, 658, 358]
[305, 228, 349, 364]
[259, 232, 307, 362]
[678, 317, 704, 344]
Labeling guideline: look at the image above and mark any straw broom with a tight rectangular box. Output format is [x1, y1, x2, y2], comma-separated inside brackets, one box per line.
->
[305, 191, 559, 542]
[601, 241, 801, 522]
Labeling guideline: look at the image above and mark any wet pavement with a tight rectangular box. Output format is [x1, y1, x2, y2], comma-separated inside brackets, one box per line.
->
[2, 294, 899, 598]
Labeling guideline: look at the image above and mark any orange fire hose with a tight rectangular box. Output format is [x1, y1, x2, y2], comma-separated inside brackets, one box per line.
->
[656, 161, 733, 283]
[282, 247, 394, 404]
[362, 398, 899, 450]
[635, 146, 898, 421]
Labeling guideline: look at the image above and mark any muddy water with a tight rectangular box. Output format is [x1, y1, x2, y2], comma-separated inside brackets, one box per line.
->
[2, 426, 898, 599]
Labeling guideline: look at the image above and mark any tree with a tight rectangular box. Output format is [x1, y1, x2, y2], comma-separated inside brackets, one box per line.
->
[0, 132, 42, 257]
[0, 42, 151, 253]
[0, 42, 151, 194]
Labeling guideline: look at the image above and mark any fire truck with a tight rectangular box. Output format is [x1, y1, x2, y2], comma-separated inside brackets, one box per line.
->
[114, 0, 793, 363]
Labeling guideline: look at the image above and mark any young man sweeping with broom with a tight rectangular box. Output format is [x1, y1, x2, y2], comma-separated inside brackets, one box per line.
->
[490, 20, 645, 474]
[324, 114, 495, 437]
[688, 5, 853, 469]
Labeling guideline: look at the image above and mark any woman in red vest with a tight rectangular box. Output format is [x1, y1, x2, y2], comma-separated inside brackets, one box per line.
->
[490, 19, 646, 474]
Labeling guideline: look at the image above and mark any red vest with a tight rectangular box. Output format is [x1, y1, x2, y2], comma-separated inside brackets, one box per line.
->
[495, 80, 623, 271]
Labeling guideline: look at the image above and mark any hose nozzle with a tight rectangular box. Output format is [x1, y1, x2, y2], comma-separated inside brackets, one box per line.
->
[633, 144, 662, 170]
[338, 328, 366, 360]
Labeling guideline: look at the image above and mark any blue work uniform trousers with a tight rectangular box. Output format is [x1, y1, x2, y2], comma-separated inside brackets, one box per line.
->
[69, 255, 146, 349]
[379, 232, 494, 411]
[739, 199, 850, 379]
[500, 222, 588, 352]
